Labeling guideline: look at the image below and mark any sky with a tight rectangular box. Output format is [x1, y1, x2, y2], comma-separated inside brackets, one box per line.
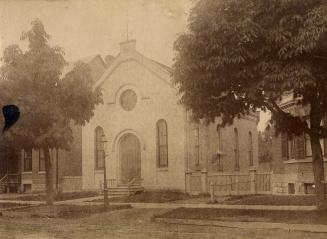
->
[0, 0, 270, 130]
[0, 0, 192, 65]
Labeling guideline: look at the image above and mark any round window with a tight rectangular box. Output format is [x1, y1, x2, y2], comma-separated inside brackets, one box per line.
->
[119, 89, 137, 111]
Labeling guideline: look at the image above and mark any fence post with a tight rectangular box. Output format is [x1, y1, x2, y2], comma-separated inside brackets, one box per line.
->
[201, 168, 208, 194]
[228, 176, 232, 196]
[249, 168, 257, 194]
[235, 176, 239, 195]
[185, 169, 191, 194]
[210, 182, 215, 202]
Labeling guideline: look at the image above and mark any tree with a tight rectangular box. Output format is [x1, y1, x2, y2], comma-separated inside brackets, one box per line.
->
[0, 19, 102, 205]
[173, 0, 327, 208]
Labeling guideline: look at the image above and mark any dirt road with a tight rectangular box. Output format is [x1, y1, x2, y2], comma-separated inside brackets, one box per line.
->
[0, 208, 326, 239]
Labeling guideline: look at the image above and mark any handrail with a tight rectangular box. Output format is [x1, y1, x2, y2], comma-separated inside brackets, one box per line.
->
[127, 177, 143, 187]
[0, 174, 8, 184]
[107, 178, 116, 188]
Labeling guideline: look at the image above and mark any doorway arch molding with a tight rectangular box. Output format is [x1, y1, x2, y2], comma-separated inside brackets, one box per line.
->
[111, 129, 146, 152]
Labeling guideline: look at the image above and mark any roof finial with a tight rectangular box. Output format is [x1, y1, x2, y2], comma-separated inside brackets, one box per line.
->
[126, 9, 129, 41]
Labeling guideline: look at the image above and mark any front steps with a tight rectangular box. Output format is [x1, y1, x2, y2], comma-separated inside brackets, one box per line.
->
[108, 185, 144, 197]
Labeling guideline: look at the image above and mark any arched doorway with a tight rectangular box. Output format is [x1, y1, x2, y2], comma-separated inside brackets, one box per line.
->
[119, 133, 141, 184]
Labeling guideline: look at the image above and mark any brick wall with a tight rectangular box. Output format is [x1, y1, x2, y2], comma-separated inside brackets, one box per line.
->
[186, 115, 259, 174]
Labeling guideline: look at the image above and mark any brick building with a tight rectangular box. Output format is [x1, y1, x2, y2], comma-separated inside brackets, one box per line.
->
[271, 91, 327, 194]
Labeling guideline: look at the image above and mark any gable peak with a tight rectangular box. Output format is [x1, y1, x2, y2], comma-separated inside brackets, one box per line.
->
[119, 39, 136, 55]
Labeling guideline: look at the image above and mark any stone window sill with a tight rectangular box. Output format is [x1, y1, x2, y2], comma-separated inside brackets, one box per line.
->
[157, 167, 168, 172]
[21, 171, 32, 175]
[94, 169, 104, 173]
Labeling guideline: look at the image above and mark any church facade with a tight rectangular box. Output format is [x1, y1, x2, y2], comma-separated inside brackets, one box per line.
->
[82, 40, 187, 191]
[0, 40, 260, 194]
[81, 40, 260, 193]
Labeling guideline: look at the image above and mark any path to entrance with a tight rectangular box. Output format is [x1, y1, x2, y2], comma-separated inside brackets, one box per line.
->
[0, 195, 317, 210]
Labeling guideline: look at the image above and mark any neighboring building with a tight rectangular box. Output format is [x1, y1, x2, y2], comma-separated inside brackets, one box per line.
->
[81, 40, 260, 194]
[271, 91, 327, 195]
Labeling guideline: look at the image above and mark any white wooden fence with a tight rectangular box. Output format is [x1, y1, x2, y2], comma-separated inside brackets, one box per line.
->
[186, 169, 272, 200]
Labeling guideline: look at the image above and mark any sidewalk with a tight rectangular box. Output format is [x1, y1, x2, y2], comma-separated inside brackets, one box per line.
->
[0, 196, 317, 211]
[155, 217, 327, 234]
[108, 202, 317, 211]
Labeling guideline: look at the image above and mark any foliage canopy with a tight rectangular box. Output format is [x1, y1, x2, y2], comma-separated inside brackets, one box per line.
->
[173, 0, 327, 136]
[0, 19, 102, 151]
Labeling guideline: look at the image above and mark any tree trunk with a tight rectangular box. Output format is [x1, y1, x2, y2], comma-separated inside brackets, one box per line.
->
[44, 147, 54, 205]
[310, 133, 327, 209]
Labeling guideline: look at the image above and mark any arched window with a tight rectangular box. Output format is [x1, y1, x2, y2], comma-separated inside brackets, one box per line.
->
[234, 128, 239, 170]
[216, 126, 223, 171]
[95, 127, 104, 170]
[39, 149, 45, 172]
[157, 120, 168, 168]
[248, 131, 253, 166]
[194, 123, 200, 166]
[23, 149, 32, 172]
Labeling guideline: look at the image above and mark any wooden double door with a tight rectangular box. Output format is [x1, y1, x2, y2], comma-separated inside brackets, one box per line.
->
[119, 133, 141, 184]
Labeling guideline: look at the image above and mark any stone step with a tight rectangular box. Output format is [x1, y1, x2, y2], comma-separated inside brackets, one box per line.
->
[107, 186, 144, 196]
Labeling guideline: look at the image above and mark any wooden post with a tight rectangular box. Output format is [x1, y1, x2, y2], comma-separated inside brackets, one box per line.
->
[210, 182, 215, 202]
[201, 169, 208, 194]
[103, 151, 109, 208]
[185, 170, 191, 194]
[228, 176, 232, 196]
[101, 134, 109, 209]
[236, 176, 239, 195]
[249, 168, 257, 194]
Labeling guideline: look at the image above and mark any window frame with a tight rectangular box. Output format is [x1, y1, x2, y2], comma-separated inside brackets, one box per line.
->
[194, 123, 200, 166]
[39, 149, 45, 172]
[288, 136, 295, 159]
[234, 128, 240, 170]
[216, 126, 223, 171]
[23, 149, 32, 172]
[95, 126, 105, 170]
[119, 89, 137, 111]
[248, 131, 253, 166]
[157, 119, 168, 168]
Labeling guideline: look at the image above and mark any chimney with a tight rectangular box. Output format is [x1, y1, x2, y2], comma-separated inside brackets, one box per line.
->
[119, 39, 136, 54]
[104, 55, 115, 67]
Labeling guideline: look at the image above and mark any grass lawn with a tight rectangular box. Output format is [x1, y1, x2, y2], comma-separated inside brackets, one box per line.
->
[5, 191, 99, 202]
[11, 204, 132, 219]
[221, 195, 317, 206]
[156, 207, 327, 225]
[0, 203, 29, 209]
[92, 190, 204, 203]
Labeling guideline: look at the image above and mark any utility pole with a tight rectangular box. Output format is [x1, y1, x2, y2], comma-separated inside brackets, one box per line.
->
[101, 134, 109, 208]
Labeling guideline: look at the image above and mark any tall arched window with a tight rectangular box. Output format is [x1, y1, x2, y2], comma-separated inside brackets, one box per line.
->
[234, 128, 240, 170]
[248, 131, 253, 166]
[23, 149, 32, 172]
[95, 127, 104, 170]
[157, 119, 168, 168]
[216, 126, 223, 171]
[194, 123, 200, 166]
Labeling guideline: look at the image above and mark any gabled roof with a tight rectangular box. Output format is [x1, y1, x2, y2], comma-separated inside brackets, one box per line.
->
[93, 48, 173, 89]
[62, 54, 107, 80]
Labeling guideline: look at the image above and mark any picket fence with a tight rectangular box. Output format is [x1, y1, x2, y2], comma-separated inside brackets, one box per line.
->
[186, 169, 272, 199]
